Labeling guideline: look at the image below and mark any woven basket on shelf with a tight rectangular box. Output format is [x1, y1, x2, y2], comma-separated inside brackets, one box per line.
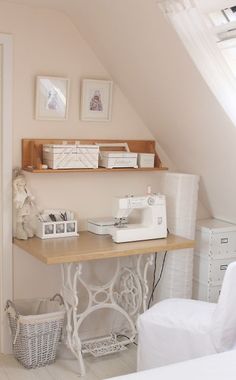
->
[6, 294, 65, 369]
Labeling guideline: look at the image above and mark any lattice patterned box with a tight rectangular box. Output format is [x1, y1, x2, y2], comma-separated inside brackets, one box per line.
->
[43, 144, 99, 169]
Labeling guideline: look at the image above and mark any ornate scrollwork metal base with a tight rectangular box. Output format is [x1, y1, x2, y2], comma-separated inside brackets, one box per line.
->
[61, 254, 154, 376]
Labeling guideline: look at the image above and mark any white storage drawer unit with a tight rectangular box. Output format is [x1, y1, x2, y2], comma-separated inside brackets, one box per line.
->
[195, 218, 236, 258]
[193, 279, 221, 303]
[193, 219, 236, 302]
[193, 254, 236, 285]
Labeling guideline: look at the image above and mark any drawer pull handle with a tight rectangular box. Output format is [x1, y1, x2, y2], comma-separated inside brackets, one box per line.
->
[220, 265, 228, 271]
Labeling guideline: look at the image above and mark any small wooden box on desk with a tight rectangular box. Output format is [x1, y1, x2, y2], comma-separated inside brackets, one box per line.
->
[21, 138, 168, 173]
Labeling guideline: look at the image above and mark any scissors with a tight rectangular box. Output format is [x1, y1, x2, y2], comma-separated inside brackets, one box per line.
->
[60, 212, 67, 221]
[49, 213, 57, 222]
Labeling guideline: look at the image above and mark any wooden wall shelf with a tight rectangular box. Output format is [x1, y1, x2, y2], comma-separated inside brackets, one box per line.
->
[22, 139, 168, 173]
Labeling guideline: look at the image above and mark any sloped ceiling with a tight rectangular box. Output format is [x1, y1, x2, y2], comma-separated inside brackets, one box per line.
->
[3, 0, 236, 222]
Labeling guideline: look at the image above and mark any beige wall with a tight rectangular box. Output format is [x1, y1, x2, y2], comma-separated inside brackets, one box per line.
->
[65, 0, 236, 223]
[0, 2, 171, 299]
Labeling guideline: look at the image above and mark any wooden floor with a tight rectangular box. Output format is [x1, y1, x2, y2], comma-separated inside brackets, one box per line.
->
[0, 344, 137, 380]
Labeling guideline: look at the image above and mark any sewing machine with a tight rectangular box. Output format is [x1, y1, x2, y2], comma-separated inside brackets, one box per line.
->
[110, 193, 167, 243]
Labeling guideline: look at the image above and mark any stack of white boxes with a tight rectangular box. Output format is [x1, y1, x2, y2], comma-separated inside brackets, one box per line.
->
[193, 219, 236, 302]
[154, 173, 199, 301]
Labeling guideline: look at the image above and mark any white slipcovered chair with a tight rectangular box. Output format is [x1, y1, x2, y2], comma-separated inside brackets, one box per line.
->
[137, 261, 236, 371]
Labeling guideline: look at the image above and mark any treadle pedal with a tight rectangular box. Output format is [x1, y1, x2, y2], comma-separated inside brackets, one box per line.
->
[82, 335, 128, 357]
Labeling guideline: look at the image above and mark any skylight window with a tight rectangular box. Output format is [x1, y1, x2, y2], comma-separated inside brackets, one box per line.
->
[157, 0, 236, 126]
[218, 38, 236, 77]
[209, 6, 236, 27]
[207, 5, 236, 77]
[222, 6, 236, 22]
[208, 5, 236, 42]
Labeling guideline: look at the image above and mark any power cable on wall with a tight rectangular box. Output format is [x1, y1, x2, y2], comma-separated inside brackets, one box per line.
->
[147, 250, 168, 309]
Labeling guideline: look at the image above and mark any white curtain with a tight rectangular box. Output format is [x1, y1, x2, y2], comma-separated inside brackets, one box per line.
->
[157, 0, 236, 126]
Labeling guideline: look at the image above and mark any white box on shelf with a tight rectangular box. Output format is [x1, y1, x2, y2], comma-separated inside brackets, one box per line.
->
[137, 153, 155, 168]
[36, 220, 78, 239]
[193, 279, 221, 303]
[99, 151, 138, 169]
[43, 144, 99, 169]
[196, 219, 236, 258]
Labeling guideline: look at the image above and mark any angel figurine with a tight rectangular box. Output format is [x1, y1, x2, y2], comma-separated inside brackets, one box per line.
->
[13, 169, 37, 240]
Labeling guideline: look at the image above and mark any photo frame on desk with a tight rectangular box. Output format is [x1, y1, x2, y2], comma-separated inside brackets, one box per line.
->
[80, 79, 113, 121]
[35, 76, 70, 120]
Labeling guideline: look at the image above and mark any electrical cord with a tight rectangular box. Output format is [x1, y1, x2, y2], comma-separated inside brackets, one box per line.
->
[148, 250, 168, 309]
[147, 229, 169, 309]
[150, 252, 157, 305]
[115, 231, 169, 343]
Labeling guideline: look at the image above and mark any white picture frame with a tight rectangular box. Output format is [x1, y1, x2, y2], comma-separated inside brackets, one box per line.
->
[80, 79, 113, 121]
[35, 76, 70, 120]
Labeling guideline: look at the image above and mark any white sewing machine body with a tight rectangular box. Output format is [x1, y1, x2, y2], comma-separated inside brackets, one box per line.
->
[111, 194, 167, 243]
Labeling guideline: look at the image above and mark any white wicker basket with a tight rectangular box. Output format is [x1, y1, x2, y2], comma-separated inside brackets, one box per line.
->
[6, 294, 65, 369]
